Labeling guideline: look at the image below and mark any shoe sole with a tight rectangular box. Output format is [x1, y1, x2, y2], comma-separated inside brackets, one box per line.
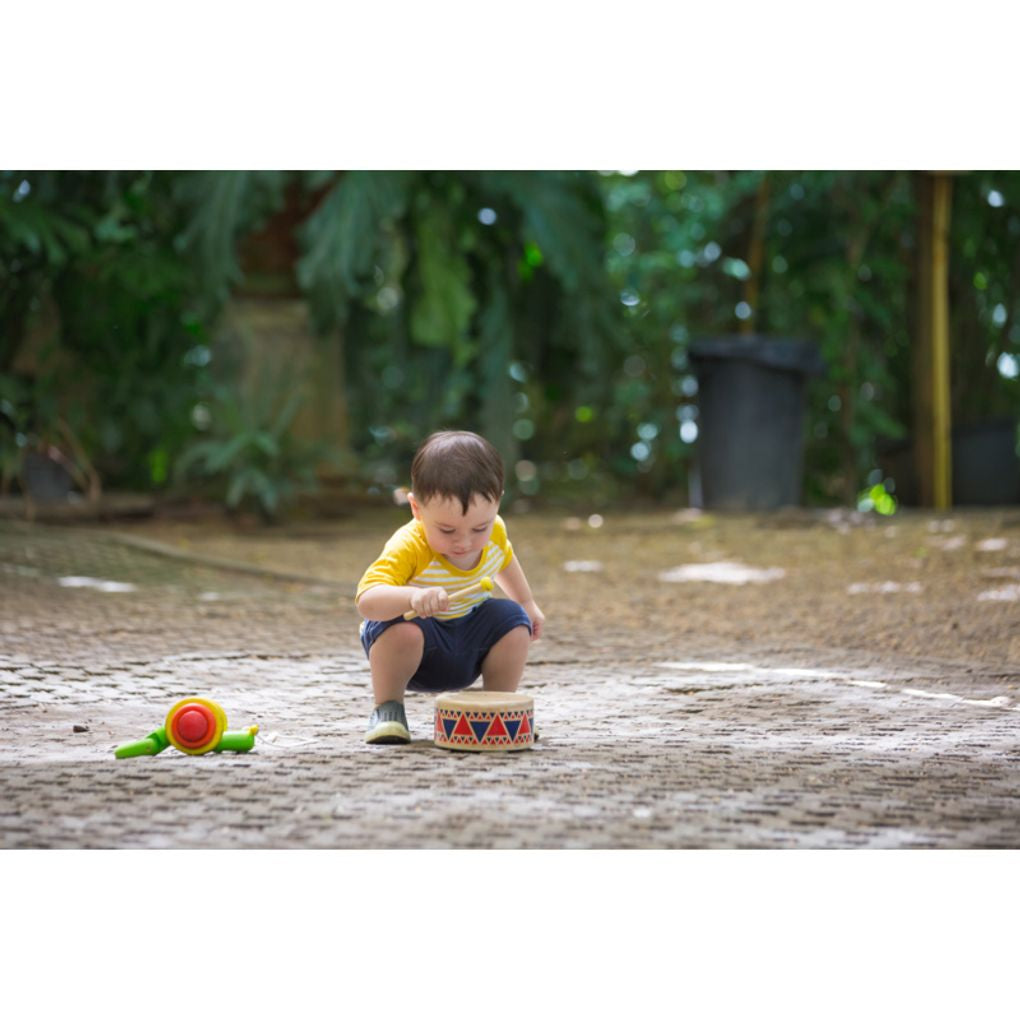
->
[365, 721, 411, 745]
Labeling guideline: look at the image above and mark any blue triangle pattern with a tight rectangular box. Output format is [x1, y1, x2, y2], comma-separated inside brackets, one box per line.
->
[442, 715, 457, 738]
[470, 719, 490, 741]
[504, 717, 521, 740]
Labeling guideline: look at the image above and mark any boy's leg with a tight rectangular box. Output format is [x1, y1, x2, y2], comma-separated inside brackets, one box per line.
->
[479, 625, 530, 692]
[369, 622, 425, 705]
[364, 622, 426, 745]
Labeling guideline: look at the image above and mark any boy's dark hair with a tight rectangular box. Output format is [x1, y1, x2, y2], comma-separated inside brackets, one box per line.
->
[411, 431, 504, 514]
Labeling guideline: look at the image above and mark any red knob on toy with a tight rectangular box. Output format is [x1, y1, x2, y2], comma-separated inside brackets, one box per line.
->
[176, 708, 211, 743]
[170, 702, 218, 750]
[163, 697, 229, 755]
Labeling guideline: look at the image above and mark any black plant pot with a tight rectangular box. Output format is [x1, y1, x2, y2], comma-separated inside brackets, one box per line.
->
[689, 335, 825, 511]
[877, 419, 1020, 506]
[22, 450, 75, 503]
[951, 420, 1020, 505]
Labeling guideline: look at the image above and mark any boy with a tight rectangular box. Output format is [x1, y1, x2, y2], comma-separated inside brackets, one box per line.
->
[355, 430, 545, 744]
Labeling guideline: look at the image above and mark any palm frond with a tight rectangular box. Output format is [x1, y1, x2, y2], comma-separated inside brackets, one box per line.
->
[409, 200, 477, 364]
[297, 170, 414, 330]
[480, 171, 608, 294]
[176, 172, 251, 301]
[175, 171, 288, 307]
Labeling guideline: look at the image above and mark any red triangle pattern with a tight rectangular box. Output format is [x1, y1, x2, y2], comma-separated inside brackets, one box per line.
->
[434, 709, 534, 747]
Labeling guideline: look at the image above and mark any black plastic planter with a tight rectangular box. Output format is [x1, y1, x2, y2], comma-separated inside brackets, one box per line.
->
[22, 450, 75, 503]
[876, 419, 1020, 506]
[951, 420, 1020, 505]
[690, 335, 825, 511]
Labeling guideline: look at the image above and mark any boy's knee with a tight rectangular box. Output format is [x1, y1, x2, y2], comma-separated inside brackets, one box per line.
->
[373, 622, 424, 655]
[494, 625, 531, 653]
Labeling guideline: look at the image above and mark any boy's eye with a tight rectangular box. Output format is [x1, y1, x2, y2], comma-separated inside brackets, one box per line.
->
[439, 528, 455, 535]
[473, 526, 488, 532]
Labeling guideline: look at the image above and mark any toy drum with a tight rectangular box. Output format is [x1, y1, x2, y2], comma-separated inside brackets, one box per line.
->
[434, 690, 534, 752]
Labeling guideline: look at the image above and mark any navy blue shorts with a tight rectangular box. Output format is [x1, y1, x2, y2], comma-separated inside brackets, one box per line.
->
[359, 598, 532, 693]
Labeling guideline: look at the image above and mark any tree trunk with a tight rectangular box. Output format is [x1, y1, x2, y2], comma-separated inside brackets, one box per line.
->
[741, 174, 771, 334]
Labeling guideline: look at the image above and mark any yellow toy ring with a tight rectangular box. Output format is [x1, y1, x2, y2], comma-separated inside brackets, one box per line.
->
[164, 697, 228, 755]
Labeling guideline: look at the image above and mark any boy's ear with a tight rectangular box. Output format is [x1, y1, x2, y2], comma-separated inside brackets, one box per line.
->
[407, 492, 421, 519]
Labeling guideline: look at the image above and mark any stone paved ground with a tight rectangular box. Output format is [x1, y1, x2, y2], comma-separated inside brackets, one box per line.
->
[1, 510, 1019, 848]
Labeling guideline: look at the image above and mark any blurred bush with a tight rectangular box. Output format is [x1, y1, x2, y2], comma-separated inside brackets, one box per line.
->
[2, 169, 1017, 515]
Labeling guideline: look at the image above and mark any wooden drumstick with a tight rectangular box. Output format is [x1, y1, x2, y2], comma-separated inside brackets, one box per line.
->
[403, 576, 494, 620]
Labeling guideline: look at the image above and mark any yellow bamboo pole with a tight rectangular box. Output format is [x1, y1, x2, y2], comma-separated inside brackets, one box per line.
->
[930, 173, 953, 509]
[914, 172, 954, 509]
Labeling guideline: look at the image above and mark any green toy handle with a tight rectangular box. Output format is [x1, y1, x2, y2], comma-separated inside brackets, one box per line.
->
[114, 727, 170, 759]
[213, 726, 259, 753]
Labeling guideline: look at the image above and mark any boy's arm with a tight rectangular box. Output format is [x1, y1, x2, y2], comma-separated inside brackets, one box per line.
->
[495, 556, 545, 640]
[357, 584, 449, 621]
[356, 523, 449, 620]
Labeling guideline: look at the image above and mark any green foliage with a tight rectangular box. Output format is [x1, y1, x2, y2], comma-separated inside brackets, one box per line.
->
[0, 370, 99, 500]
[289, 169, 621, 501]
[948, 171, 1020, 424]
[0, 374, 31, 492]
[297, 170, 411, 329]
[0, 170, 619, 510]
[857, 481, 898, 516]
[0, 171, 94, 373]
[0, 172, 213, 495]
[3, 169, 1018, 516]
[174, 369, 332, 522]
[175, 171, 290, 311]
[600, 169, 1020, 504]
[409, 197, 477, 363]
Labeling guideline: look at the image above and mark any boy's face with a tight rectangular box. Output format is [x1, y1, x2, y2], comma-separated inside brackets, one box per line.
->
[409, 492, 500, 566]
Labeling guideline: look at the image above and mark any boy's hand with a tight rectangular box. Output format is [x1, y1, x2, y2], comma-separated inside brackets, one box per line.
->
[522, 599, 545, 641]
[409, 587, 449, 618]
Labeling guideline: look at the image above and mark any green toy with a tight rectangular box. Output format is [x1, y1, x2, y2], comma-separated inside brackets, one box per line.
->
[114, 697, 258, 759]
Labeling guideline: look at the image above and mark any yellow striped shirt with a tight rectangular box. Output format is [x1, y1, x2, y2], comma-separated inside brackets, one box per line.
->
[356, 516, 513, 620]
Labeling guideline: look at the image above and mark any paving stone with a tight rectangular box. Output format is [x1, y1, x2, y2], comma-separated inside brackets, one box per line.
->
[2, 519, 1020, 847]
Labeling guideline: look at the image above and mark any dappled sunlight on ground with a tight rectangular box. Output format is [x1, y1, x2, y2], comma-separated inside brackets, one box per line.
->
[847, 581, 923, 594]
[57, 576, 137, 593]
[658, 562, 786, 584]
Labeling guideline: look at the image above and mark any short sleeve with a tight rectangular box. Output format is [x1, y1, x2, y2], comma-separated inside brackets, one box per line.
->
[355, 522, 428, 603]
[491, 516, 514, 571]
